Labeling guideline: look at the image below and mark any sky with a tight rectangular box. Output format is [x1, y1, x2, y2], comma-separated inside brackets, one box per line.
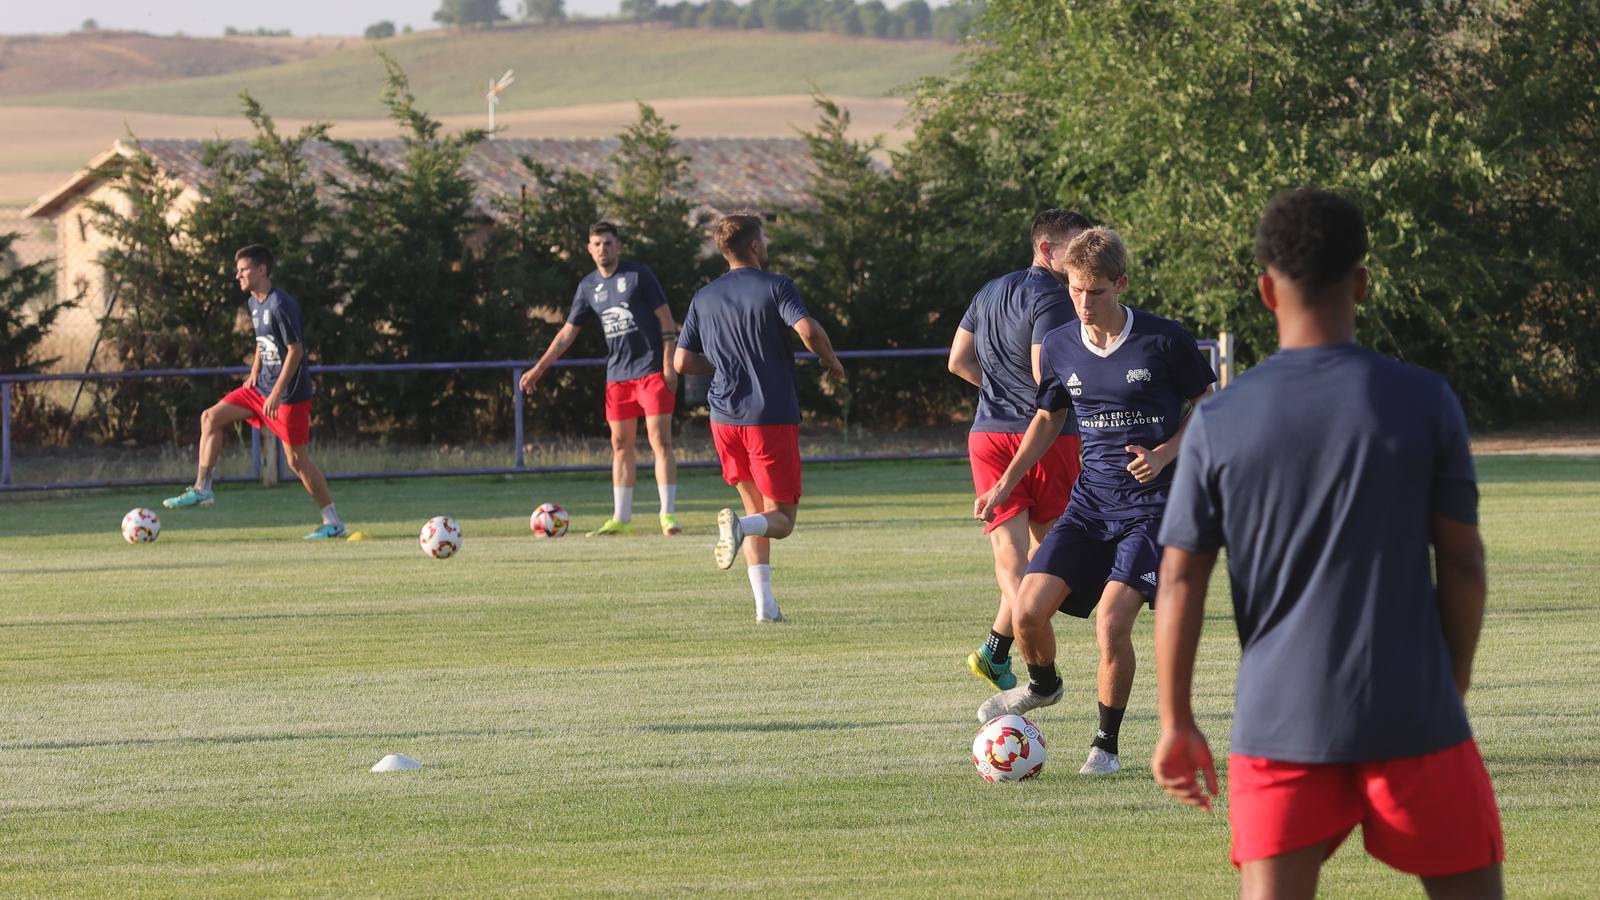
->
[6, 1, 628, 37]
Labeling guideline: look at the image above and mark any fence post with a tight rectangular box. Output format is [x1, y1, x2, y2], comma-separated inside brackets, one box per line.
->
[1217, 331, 1234, 388]
[1, 382, 11, 485]
[260, 428, 279, 487]
[512, 367, 526, 468]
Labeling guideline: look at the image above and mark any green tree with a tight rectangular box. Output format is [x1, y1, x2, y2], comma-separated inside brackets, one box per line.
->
[364, 20, 397, 39]
[0, 233, 69, 375]
[621, 0, 659, 22]
[433, 0, 507, 28]
[521, 0, 565, 23]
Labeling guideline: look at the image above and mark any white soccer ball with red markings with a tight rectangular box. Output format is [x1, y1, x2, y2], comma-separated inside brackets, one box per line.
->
[972, 714, 1048, 782]
[529, 502, 569, 538]
[419, 515, 462, 558]
[121, 507, 161, 544]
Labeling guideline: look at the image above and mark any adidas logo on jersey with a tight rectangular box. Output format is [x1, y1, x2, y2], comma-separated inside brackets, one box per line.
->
[1066, 372, 1082, 387]
[1141, 572, 1157, 585]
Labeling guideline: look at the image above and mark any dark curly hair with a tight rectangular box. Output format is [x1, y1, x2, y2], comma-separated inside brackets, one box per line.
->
[1254, 189, 1367, 289]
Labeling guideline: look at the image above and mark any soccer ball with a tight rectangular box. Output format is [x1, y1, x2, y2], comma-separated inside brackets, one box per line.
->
[419, 515, 462, 559]
[529, 502, 569, 538]
[121, 508, 161, 544]
[972, 714, 1048, 782]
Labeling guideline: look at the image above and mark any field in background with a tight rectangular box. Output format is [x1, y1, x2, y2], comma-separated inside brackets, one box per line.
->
[2, 457, 1596, 895]
[5, 25, 955, 119]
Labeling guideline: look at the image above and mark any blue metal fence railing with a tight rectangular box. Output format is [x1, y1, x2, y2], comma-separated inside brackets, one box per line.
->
[0, 341, 1220, 493]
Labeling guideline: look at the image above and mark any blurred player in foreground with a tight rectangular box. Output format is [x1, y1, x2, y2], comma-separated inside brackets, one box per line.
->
[1153, 188, 1503, 898]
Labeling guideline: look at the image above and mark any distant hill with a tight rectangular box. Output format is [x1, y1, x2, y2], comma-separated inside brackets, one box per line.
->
[3, 23, 957, 119]
[0, 31, 339, 98]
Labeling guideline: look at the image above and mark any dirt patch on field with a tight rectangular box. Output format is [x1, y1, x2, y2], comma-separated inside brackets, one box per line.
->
[0, 95, 910, 205]
[0, 32, 338, 98]
[1473, 421, 1600, 456]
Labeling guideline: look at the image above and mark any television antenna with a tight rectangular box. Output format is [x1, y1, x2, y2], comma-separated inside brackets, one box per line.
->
[485, 69, 515, 137]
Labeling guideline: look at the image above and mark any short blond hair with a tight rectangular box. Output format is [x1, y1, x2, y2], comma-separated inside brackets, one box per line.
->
[1064, 227, 1128, 281]
[711, 213, 764, 257]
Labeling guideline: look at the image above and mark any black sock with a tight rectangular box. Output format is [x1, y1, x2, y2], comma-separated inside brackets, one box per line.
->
[1026, 662, 1061, 696]
[984, 629, 1013, 662]
[1092, 702, 1126, 755]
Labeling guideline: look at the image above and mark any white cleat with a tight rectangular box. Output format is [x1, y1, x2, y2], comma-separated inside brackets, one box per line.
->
[1079, 747, 1121, 775]
[756, 612, 784, 623]
[714, 508, 744, 570]
[976, 680, 1064, 723]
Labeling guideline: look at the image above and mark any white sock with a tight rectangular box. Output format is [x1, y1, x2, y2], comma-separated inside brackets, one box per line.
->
[321, 503, 342, 527]
[659, 482, 677, 515]
[613, 486, 633, 523]
[748, 564, 781, 620]
[738, 513, 769, 537]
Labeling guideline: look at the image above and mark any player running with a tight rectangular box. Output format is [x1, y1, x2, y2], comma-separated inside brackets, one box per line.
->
[974, 227, 1216, 775]
[673, 213, 845, 623]
[162, 244, 345, 540]
[1152, 189, 1502, 898]
[520, 222, 683, 537]
[951, 209, 1089, 692]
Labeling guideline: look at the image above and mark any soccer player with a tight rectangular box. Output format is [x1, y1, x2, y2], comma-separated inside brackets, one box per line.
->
[951, 209, 1089, 692]
[673, 213, 845, 623]
[974, 227, 1216, 775]
[1152, 189, 1503, 898]
[162, 244, 345, 540]
[520, 222, 683, 537]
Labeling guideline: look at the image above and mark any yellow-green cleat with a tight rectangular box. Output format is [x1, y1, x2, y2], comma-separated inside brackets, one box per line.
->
[586, 518, 634, 537]
[967, 646, 1018, 692]
[659, 512, 684, 536]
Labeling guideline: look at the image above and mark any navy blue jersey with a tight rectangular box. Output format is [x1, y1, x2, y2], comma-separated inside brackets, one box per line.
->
[1159, 343, 1477, 763]
[567, 260, 669, 383]
[678, 269, 810, 426]
[1037, 308, 1215, 519]
[959, 266, 1078, 433]
[248, 288, 311, 403]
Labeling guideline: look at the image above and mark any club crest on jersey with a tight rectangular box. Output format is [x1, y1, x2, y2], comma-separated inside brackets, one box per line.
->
[1126, 367, 1153, 384]
[615, 274, 631, 293]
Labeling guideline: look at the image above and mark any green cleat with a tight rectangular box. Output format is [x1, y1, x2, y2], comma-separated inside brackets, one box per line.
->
[586, 518, 634, 537]
[162, 487, 214, 509]
[303, 523, 347, 541]
[659, 512, 684, 536]
[967, 646, 1018, 692]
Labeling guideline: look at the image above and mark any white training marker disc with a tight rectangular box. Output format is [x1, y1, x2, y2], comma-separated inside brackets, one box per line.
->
[370, 753, 422, 772]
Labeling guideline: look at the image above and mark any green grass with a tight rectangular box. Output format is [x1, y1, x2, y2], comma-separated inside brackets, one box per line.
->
[7, 25, 957, 119]
[1, 456, 1596, 896]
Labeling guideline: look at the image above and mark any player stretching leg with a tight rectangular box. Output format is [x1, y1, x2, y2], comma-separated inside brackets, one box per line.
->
[950, 209, 1088, 691]
[163, 244, 345, 540]
[1154, 189, 1502, 897]
[520, 222, 684, 537]
[975, 227, 1216, 775]
[674, 214, 845, 623]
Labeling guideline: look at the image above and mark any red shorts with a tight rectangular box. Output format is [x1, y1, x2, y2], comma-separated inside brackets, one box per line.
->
[968, 431, 1081, 534]
[711, 423, 802, 504]
[1229, 739, 1504, 877]
[605, 372, 676, 421]
[221, 385, 311, 447]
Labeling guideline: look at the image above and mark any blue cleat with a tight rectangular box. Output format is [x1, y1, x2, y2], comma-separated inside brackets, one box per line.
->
[967, 645, 1018, 692]
[303, 523, 347, 541]
[162, 487, 214, 509]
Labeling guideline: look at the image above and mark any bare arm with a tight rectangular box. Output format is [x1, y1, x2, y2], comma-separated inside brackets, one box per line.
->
[1152, 545, 1221, 811]
[1128, 386, 1215, 483]
[520, 323, 581, 394]
[263, 343, 302, 418]
[974, 407, 1070, 521]
[1031, 343, 1043, 384]
[1434, 515, 1488, 696]
[948, 327, 981, 386]
[654, 305, 679, 391]
[246, 347, 261, 389]
[673, 346, 713, 376]
[794, 316, 845, 381]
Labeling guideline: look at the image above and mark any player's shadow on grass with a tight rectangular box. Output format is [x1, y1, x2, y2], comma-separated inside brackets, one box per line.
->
[639, 721, 883, 735]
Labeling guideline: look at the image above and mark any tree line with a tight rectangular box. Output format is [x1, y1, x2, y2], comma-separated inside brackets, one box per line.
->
[3, 0, 1594, 451]
[434, 0, 983, 41]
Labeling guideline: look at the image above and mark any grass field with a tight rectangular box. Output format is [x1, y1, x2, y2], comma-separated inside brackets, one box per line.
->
[2, 457, 1597, 896]
[6, 26, 956, 119]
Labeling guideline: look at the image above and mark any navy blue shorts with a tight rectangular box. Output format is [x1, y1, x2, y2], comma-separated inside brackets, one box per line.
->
[1026, 506, 1162, 617]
